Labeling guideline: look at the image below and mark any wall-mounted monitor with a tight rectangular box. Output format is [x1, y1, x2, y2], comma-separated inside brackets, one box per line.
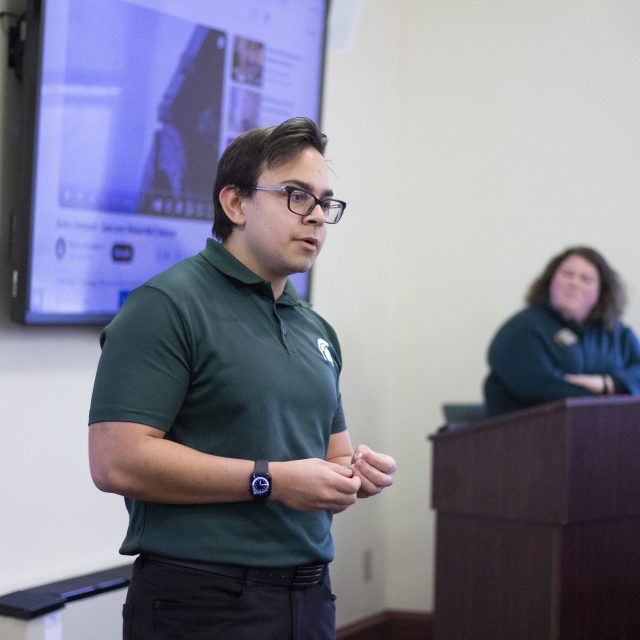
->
[11, 0, 329, 325]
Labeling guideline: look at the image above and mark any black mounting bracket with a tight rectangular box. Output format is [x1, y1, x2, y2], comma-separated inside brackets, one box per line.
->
[1, 11, 26, 80]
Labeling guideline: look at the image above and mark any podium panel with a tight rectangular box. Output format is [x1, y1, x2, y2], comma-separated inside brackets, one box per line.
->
[430, 397, 640, 640]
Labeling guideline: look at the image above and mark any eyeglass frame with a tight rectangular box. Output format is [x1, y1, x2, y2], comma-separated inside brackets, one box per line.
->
[250, 185, 346, 224]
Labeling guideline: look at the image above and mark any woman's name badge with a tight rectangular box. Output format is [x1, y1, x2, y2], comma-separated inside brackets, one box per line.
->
[554, 328, 578, 346]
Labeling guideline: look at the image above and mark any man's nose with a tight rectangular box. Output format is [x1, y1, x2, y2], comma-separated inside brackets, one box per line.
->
[304, 202, 326, 225]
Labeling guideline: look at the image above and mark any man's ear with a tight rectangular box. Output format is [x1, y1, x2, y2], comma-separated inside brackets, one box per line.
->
[219, 186, 246, 225]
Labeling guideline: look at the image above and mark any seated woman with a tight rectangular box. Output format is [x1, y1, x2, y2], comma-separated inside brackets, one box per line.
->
[484, 246, 640, 417]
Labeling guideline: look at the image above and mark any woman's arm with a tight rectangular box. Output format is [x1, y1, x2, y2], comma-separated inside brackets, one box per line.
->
[487, 310, 594, 406]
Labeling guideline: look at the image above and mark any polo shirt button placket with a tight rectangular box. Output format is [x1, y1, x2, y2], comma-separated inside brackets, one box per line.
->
[279, 323, 293, 353]
[275, 311, 295, 355]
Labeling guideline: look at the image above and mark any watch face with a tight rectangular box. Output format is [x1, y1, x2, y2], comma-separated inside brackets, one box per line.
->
[251, 475, 270, 496]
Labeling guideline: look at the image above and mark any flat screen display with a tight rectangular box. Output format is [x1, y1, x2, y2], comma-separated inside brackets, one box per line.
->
[11, 0, 329, 324]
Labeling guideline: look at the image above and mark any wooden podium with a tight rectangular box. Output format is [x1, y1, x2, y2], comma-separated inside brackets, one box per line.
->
[430, 397, 640, 640]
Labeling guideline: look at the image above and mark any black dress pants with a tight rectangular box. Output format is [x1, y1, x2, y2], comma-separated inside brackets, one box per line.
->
[122, 555, 337, 640]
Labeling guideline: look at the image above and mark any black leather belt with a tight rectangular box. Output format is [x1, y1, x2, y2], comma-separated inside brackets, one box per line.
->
[143, 554, 327, 588]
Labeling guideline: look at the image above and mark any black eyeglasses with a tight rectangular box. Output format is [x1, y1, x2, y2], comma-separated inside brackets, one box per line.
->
[251, 185, 346, 224]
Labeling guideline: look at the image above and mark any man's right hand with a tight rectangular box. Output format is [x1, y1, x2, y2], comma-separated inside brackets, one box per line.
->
[269, 458, 361, 513]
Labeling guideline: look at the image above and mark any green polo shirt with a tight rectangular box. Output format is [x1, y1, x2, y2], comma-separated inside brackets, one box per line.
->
[89, 238, 347, 566]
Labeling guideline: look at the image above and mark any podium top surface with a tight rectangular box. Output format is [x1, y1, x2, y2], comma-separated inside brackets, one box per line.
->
[432, 396, 640, 440]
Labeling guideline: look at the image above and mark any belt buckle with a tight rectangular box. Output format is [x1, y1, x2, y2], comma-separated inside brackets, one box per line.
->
[292, 563, 325, 587]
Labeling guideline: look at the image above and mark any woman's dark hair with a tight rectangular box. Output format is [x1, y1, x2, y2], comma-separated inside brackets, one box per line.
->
[212, 117, 327, 241]
[525, 246, 627, 329]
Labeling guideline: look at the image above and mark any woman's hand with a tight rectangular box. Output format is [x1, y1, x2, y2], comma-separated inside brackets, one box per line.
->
[563, 373, 612, 394]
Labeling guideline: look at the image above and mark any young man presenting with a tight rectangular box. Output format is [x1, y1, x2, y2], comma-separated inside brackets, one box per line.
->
[88, 117, 397, 640]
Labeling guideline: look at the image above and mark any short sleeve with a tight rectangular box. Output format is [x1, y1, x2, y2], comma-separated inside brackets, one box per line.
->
[89, 286, 192, 430]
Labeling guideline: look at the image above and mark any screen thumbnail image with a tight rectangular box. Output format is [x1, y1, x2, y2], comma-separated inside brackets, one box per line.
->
[228, 86, 262, 137]
[232, 36, 265, 87]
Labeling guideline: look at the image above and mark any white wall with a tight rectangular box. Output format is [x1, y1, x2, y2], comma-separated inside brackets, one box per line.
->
[316, 0, 640, 619]
[2, 0, 640, 630]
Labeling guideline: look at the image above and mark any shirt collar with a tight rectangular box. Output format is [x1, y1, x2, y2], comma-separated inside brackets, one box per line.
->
[199, 238, 309, 308]
[542, 303, 586, 333]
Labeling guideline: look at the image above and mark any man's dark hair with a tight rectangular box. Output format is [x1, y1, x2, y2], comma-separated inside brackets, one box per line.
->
[525, 245, 627, 329]
[212, 117, 328, 241]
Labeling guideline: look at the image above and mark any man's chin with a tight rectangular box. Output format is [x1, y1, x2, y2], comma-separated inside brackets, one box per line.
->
[287, 259, 315, 275]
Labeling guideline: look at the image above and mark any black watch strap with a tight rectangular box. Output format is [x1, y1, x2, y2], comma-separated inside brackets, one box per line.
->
[254, 459, 269, 476]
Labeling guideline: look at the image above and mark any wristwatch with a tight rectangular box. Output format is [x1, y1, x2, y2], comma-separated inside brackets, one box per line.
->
[250, 459, 272, 501]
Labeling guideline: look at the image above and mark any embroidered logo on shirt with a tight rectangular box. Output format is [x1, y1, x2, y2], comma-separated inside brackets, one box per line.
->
[554, 328, 578, 347]
[317, 338, 334, 364]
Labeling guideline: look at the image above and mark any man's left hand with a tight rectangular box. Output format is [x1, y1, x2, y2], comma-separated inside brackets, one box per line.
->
[351, 445, 397, 498]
